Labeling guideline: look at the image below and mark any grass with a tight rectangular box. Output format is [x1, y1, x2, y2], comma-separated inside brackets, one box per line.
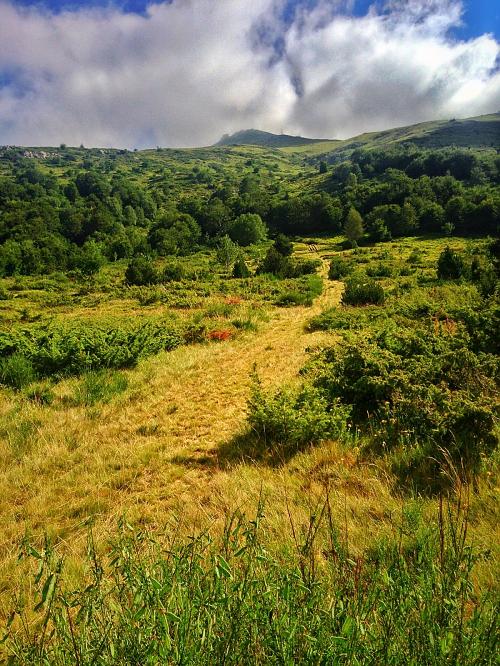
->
[0, 237, 497, 662]
[4, 495, 498, 665]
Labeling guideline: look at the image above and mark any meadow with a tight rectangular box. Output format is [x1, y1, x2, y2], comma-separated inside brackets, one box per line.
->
[0, 121, 498, 662]
[0, 233, 498, 664]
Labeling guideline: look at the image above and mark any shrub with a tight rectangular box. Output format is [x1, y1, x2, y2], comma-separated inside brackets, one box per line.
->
[342, 277, 385, 305]
[257, 246, 289, 276]
[287, 258, 320, 277]
[328, 256, 352, 280]
[0, 320, 183, 381]
[309, 327, 498, 481]
[366, 262, 394, 278]
[273, 233, 293, 256]
[232, 257, 251, 278]
[125, 257, 158, 285]
[248, 377, 350, 452]
[437, 247, 466, 280]
[161, 261, 185, 282]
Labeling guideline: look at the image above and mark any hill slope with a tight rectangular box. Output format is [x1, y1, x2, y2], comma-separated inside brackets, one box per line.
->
[280, 112, 500, 157]
[216, 129, 336, 148]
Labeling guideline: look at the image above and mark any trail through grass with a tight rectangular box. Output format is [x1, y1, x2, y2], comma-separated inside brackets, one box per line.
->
[0, 254, 342, 595]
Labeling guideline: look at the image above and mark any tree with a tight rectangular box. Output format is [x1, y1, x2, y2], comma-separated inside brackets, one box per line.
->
[369, 218, 391, 242]
[344, 208, 364, 246]
[228, 213, 267, 246]
[216, 235, 239, 272]
[77, 240, 106, 276]
[232, 257, 251, 278]
[257, 246, 289, 276]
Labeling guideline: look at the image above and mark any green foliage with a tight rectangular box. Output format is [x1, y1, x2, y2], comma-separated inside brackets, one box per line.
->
[161, 261, 185, 282]
[257, 246, 289, 276]
[437, 247, 466, 280]
[248, 375, 350, 452]
[344, 207, 364, 246]
[308, 325, 498, 483]
[328, 256, 352, 280]
[0, 320, 183, 383]
[273, 233, 294, 256]
[228, 213, 267, 246]
[5, 503, 498, 665]
[342, 276, 386, 305]
[72, 370, 129, 407]
[216, 235, 239, 271]
[232, 257, 251, 278]
[0, 353, 36, 389]
[125, 257, 158, 285]
[274, 275, 323, 307]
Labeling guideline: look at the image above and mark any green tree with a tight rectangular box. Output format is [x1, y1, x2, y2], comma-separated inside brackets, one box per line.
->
[274, 234, 294, 257]
[216, 235, 239, 272]
[229, 213, 267, 246]
[125, 257, 157, 285]
[232, 257, 251, 278]
[344, 208, 364, 247]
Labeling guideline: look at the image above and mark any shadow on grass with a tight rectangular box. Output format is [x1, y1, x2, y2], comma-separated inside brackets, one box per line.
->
[216, 429, 313, 469]
[169, 430, 312, 471]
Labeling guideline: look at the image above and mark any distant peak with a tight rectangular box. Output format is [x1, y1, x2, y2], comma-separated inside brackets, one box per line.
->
[215, 129, 331, 148]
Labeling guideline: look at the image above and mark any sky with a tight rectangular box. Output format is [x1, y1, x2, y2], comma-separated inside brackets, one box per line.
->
[0, 0, 499, 148]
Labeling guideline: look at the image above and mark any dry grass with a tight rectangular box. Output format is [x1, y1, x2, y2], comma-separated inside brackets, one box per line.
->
[0, 249, 498, 613]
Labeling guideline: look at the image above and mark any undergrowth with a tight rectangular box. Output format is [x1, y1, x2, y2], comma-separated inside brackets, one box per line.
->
[2, 497, 498, 665]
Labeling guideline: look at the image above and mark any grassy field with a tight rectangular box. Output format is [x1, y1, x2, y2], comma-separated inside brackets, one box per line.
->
[0, 233, 498, 663]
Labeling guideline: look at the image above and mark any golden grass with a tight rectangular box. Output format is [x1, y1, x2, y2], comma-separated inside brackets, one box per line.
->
[0, 247, 498, 613]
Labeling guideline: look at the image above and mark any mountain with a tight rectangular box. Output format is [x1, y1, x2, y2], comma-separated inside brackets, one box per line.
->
[215, 129, 335, 148]
[332, 113, 500, 153]
[216, 113, 499, 156]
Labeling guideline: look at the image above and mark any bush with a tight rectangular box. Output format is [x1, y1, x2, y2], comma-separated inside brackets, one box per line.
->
[328, 256, 352, 280]
[287, 258, 320, 277]
[257, 246, 289, 276]
[125, 257, 158, 285]
[161, 261, 185, 282]
[366, 262, 394, 278]
[273, 234, 293, 256]
[309, 327, 498, 481]
[437, 247, 466, 280]
[232, 257, 251, 278]
[0, 320, 183, 382]
[342, 277, 385, 305]
[248, 377, 350, 452]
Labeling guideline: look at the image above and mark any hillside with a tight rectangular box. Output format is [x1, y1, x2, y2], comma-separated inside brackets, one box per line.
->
[214, 113, 499, 156]
[281, 112, 500, 158]
[216, 128, 336, 148]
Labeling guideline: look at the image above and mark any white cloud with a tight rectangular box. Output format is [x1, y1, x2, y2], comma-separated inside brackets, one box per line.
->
[0, 0, 498, 147]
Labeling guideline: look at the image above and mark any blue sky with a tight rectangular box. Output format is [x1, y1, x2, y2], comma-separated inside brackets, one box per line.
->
[9, 0, 500, 39]
[1, 0, 499, 147]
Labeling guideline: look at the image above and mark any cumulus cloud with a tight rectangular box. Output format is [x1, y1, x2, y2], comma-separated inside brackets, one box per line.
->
[0, 0, 498, 147]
